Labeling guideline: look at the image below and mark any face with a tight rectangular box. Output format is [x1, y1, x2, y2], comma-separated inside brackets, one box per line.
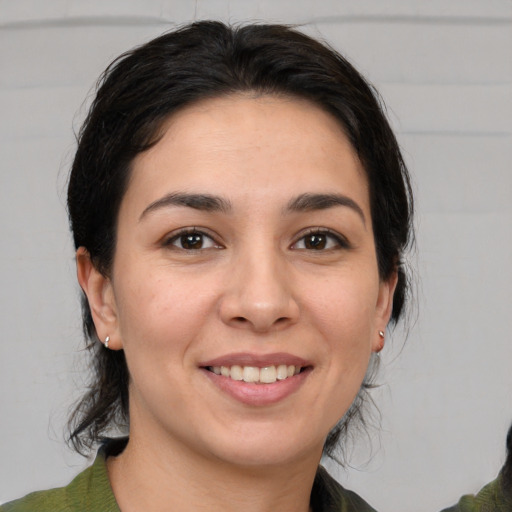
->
[80, 94, 395, 468]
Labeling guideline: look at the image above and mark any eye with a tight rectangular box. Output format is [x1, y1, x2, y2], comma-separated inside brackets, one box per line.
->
[292, 230, 348, 251]
[165, 229, 220, 250]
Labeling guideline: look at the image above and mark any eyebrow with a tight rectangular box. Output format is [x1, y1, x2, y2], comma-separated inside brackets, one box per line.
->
[139, 191, 365, 225]
[140, 192, 232, 220]
[285, 193, 366, 225]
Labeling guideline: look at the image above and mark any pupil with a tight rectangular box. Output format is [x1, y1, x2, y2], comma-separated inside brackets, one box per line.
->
[182, 233, 202, 249]
[306, 234, 326, 250]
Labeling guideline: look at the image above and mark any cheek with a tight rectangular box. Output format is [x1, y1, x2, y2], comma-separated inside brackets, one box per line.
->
[304, 287, 375, 435]
[113, 266, 218, 353]
[112, 270, 216, 404]
[305, 276, 379, 342]
[303, 276, 378, 392]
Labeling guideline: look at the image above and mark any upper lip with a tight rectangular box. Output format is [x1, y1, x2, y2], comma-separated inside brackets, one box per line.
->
[199, 352, 311, 368]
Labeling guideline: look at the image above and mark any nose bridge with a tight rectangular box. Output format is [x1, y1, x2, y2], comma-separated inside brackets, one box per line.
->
[220, 239, 299, 331]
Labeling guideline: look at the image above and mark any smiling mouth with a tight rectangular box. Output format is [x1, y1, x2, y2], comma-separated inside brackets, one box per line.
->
[205, 364, 306, 384]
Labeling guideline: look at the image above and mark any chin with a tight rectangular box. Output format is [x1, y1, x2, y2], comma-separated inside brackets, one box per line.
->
[202, 425, 325, 469]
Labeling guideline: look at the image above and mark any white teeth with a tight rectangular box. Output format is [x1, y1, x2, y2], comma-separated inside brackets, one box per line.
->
[243, 366, 260, 383]
[276, 364, 288, 380]
[260, 366, 277, 383]
[230, 365, 243, 381]
[209, 364, 302, 383]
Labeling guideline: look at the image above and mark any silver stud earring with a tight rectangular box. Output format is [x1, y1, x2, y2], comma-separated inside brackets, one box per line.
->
[104, 336, 110, 349]
[375, 330, 385, 353]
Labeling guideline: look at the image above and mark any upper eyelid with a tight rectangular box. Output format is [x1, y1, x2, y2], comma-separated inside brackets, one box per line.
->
[160, 226, 349, 248]
[163, 227, 220, 245]
[292, 227, 350, 246]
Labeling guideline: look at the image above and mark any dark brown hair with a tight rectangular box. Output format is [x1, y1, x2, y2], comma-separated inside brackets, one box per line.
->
[503, 422, 512, 495]
[67, 21, 414, 458]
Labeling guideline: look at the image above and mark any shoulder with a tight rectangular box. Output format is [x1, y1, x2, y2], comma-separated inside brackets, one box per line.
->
[440, 472, 512, 512]
[1, 485, 76, 512]
[312, 466, 378, 512]
[0, 440, 123, 512]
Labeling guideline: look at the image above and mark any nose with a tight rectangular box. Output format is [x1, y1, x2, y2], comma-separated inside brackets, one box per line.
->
[219, 248, 300, 333]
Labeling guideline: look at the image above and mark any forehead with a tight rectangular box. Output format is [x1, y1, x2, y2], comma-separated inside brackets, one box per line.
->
[125, 94, 369, 214]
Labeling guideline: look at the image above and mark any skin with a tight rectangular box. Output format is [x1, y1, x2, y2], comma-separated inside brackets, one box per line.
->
[77, 94, 397, 512]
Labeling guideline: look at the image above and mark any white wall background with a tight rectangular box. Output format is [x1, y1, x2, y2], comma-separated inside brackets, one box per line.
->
[1, 1, 511, 510]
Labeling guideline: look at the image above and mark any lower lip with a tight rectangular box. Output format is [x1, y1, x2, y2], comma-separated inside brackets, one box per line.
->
[201, 368, 311, 406]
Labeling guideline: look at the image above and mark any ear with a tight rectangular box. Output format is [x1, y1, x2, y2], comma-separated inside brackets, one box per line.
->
[76, 247, 122, 350]
[372, 270, 398, 353]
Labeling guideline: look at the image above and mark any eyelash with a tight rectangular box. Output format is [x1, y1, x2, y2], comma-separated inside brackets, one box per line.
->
[291, 228, 350, 251]
[163, 228, 221, 251]
[163, 227, 349, 253]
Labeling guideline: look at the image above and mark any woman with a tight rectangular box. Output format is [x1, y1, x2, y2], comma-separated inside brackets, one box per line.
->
[1, 21, 510, 512]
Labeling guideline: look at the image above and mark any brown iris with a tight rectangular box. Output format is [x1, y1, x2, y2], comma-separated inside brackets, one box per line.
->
[180, 233, 204, 249]
[304, 234, 327, 250]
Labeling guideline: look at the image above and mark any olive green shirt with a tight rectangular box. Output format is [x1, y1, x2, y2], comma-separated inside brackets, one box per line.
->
[1, 440, 510, 511]
[0, 445, 120, 512]
[440, 472, 512, 512]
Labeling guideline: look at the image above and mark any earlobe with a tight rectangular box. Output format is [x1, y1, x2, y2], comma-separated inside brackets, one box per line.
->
[76, 247, 121, 349]
[372, 271, 398, 353]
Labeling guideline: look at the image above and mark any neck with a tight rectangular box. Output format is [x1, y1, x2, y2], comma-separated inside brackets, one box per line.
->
[107, 427, 321, 512]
